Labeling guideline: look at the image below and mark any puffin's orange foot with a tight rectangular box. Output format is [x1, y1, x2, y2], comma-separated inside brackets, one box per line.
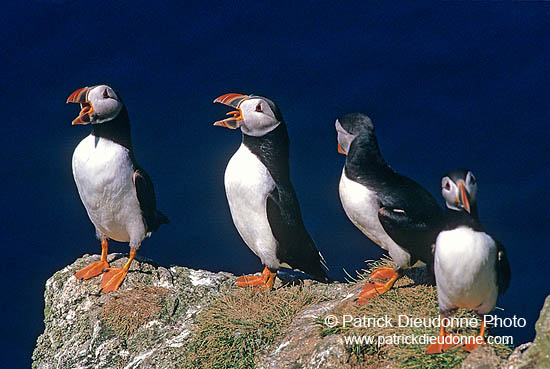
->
[101, 267, 129, 293]
[235, 275, 270, 288]
[426, 342, 444, 354]
[235, 266, 277, 290]
[426, 335, 458, 354]
[74, 260, 109, 281]
[356, 281, 388, 305]
[370, 267, 397, 280]
[462, 338, 486, 352]
[357, 272, 400, 305]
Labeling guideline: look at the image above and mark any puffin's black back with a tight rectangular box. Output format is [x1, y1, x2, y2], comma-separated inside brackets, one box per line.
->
[345, 128, 443, 267]
[243, 123, 328, 280]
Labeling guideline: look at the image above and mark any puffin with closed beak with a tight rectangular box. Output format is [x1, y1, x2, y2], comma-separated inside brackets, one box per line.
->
[214, 93, 328, 289]
[426, 169, 510, 353]
[68, 84, 168, 293]
[336, 113, 442, 304]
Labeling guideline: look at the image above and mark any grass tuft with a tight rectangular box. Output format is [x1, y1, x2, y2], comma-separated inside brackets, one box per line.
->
[100, 286, 173, 337]
[183, 284, 323, 369]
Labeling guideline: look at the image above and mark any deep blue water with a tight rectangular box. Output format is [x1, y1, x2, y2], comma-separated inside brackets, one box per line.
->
[2, 2, 549, 367]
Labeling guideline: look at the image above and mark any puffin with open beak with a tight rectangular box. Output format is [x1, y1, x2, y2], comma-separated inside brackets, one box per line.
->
[427, 169, 510, 353]
[214, 93, 328, 289]
[68, 85, 168, 293]
[335, 113, 443, 304]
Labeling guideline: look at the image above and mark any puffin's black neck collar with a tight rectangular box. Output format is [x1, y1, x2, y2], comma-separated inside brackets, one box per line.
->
[242, 122, 290, 183]
[91, 106, 133, 151]
[443, 207, 483, 232]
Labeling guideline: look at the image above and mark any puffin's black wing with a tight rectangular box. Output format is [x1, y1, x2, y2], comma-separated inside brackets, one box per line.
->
[495, 240, 511, 294]
[133, 167, 169, 233]
[376, 174, 442, 265]
[267, 185, 328, 281]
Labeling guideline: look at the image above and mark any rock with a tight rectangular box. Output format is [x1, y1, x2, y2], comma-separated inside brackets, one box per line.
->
[256, 290, 351, 369]
[32, 253, 235, 369]
[501, 295, 550, 369]
[501, 343, 532, 369]
[34, 256, 545, 369]
[461, 346, 502, 369]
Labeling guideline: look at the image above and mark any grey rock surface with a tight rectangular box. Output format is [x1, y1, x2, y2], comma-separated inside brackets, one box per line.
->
[256, 288, 351, 369]
[32, 254, 235, 369]
[501, 295, 550, 369]
[461, 346, 502, 369]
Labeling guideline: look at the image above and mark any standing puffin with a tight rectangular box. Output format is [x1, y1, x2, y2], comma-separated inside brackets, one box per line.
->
[68, 85, 168, 293]
[335, 113, 442, 304]
[426, 169, 510, 353]
[214, 93, 328, 289]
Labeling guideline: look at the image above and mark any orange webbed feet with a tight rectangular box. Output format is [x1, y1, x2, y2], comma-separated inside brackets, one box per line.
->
[369, 267, 398, 280]
[356, 272, 400, 305]
[426, 320, 460, 354]
[74, 259, 109, 280]
[462, 321, 487, 352]
[100, 249, 136, 293]
[235, 266, 277, 290]
[462, 339, 486, 352]
[101, 267, 129, 293]
[426, 335, 459, 354]
[74, 239, 109, 281]
[356, 281, 388, 305]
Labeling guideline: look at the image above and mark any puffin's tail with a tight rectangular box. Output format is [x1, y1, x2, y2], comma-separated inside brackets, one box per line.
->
[308, 252, 331, 283]
[150, 210, 169, 232]
[311, 266, 331, 283]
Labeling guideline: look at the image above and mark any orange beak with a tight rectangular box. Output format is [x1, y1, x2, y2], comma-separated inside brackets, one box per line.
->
[67, 87, 94, 125]
[338, 143, 346, 155]
[213, 93, 248, 129]
[457, 181, 471, 213]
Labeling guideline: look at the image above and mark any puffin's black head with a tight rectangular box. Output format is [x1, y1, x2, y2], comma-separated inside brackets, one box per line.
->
[213, 93, 283, 137]
[335, 113, 374, 155]
[67, 85, 124, 125]
[441, 169, 478, 214]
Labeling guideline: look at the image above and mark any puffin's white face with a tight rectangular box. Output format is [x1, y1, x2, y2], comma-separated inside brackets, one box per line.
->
[441, 171, 477, 213]
[238, 98, 280, 137]
[335, 119, 357, 155]
[67, 84, 123, 125]
[213, 93, 281, 137]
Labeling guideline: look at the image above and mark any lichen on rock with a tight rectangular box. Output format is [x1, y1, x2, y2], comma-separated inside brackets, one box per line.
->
[32, 254, 234, 369]
[501, 295, 550, 369]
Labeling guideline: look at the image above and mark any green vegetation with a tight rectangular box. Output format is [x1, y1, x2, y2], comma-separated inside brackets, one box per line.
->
[183, 285, 322, 369]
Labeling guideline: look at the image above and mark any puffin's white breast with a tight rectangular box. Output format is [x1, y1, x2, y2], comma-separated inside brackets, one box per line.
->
[224, 144, 279, 269]
[339, 169, 410, 268]
[72, 135, 145, 244]
[434, 226, 498, 314]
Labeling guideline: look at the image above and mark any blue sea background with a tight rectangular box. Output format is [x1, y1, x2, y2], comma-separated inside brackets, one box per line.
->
[1, 1, 549, 367]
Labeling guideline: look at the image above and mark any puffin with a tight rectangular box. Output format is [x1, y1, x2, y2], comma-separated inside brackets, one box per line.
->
[335, 113, 442, 304]
[426, 169, 510, 354]
[67, 85, 168, 293]
[214, 93, 328, 289]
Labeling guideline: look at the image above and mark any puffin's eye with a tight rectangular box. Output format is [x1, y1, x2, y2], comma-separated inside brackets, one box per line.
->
[443, 181, 451, 191]
[255, 103, 262, 112]
[103, 89, 110, 99]
[469, 174, 476, 185]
